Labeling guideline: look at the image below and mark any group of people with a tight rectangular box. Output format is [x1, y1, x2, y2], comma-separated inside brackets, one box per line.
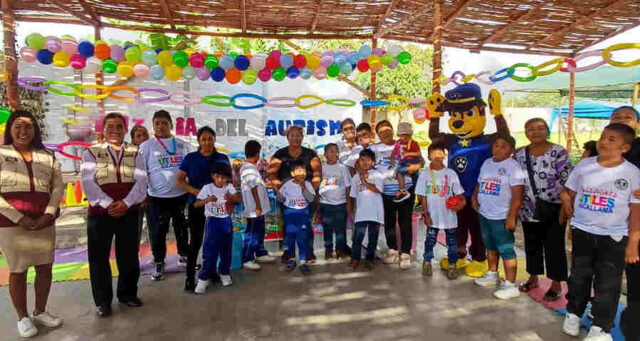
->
[0, 102, 638, 340]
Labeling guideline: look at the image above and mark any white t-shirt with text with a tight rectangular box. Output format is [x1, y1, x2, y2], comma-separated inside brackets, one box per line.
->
[319, 162, 351, 205]
[349, 169, 385, 224]
[279, 179, 315, 209]
[240, 162, 271, 218]
[369, 142, 413, 196]
[197, 183, 237, 218]
[415, 167, 464, 229]
[344, 145, 364, 169]
[139, 137, 190, 198]
[477, 158, 526, 220]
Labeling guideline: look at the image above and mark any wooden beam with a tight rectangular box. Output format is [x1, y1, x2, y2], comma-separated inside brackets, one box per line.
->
[478, 1, 546, 47]
[175, 35, 198, 50]
[573, 20, 640, 53]
[158, 0, 176, 30]
[15, 15, 86, 25]
[77, 0, 99, 24]
[429, 0, 475, 41]
[431, 0, 443, 94]
[527, 0, 626, 51]
[240, 0, 246, 33]
[337, 75, 369, 97]
[47, 0, 97, 26]
[374, 0, 400, 36]
[2, 0, 19, 110]
[310, 0, 324, 34]
[375, 2, 433, 39]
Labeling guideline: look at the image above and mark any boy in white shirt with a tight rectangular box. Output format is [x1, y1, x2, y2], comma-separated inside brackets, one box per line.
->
[348, 149, 384, 270]
[319, 143, 351, 260]
[415, 142, 466, 279]
[560, 123, 640, 340]
[472, 134, 525, 300]
[193, 163, 241, 294]
[241, 141, 275, 271]
[344, 123, 374, 172]
[276, 160, 316, 275]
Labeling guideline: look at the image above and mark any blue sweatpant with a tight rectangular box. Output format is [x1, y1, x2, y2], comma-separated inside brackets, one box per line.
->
[283, 207, 310, 262]
[242, 215, 269, 263]
[199, 216, 233, 280]
[423, 227, 458, 263]
[352, 221, 380, 261]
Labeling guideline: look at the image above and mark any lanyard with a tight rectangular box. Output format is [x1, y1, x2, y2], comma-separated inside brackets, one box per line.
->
[429, 167, 448, 197]
[156, 137, 176, 155]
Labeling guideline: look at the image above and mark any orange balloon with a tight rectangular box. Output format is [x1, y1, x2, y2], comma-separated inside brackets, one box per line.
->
[94, 44, 110, 60]
[225, 68, 241, 84]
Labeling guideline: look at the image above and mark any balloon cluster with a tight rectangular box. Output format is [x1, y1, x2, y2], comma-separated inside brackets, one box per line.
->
[19, 33, 413, 83]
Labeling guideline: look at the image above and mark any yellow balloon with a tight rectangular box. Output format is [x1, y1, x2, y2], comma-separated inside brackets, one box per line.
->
[184, 48, 195, 57]
[368, 55, 381, 69]
[53, 51, 71, 67]
[157, 50, 174, 67]
[165, 64, 182, 82]
[117, 61, 134, 77]
[306, 55, 321, 70]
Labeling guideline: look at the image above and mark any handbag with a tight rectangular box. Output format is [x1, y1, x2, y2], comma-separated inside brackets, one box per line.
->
[525, 147, 561, 222]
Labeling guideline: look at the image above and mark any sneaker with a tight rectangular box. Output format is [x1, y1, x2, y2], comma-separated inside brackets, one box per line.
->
[300, 264, 312, 275]
[422, 260, 433, 276]
[32, 311, 63, 328]
[585, 326, 612, 341]
[348, 259, 360, 269]
[255, 255, 276, 263]
[399, 253, 411, 269]
[243, 261, 261, 271]
[194, 279, 209, 294]
[285, 260, 296, 271]
[220, 275, 232, 287]
[17, 317, 38, 338]
[493, 281, 521, 300]
[562, 313, 581, 337]
[151, 262, 165, 281]
[446, 264, 458, 280]
[474, 271, 499, 287]
[177, 256, 187, 267]
[393, 191, 410, 203]
[383, 249, 399, 264]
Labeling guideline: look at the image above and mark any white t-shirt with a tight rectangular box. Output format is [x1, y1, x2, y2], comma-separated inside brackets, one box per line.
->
[344, 145, 363, 169]
[319, 162, 351, 205]
[415, 168, 464, 229]
[349, 169, 385, 224]
[240, 162, 271, 218]
[279, 179, 315, 209]
[477, 158, 526, 220]
[139, 137, 190, 198]
[369, 142, 413, 196]
[565, 157, 640, 236]
[196, 183, 237, 218]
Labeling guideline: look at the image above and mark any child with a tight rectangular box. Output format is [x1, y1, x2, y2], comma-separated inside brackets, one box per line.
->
[319, 143, 351, 260]
[348, 149, 384, 270]
[344, 122, 374, 172]
[277, 160, 316, 275]
[472, 134, 525, 300]
[393, 122, 422, 202]
[560, 123, 640, 339]
[194, 163, 241, 294]
[415, 141, 466, 279]
[581, 140, 598, 159]
[241, 140, 276, 271]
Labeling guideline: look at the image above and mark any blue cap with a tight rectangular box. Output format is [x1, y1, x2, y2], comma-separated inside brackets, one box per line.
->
[445, 83, 482, 104]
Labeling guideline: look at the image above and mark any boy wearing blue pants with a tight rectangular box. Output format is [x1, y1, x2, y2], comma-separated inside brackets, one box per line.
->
[319, 143, 351, 260]
[277, 160, 316, 275]
[194, 163, 241, 294]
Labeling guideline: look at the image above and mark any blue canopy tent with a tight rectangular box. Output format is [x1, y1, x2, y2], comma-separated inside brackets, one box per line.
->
[549, 100, 618, 128]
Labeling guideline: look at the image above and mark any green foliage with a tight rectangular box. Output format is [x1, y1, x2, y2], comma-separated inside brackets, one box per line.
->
[503, 92, 562, 108]
[0, 83, 49, 138]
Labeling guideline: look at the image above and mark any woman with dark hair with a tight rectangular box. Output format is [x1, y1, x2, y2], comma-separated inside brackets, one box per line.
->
[337, 118, 357, 163]
[0, 110, 65, 337]
[514, 117, 572, 300]
[130, 125, 149, 147]
[176, 126, 231, 292]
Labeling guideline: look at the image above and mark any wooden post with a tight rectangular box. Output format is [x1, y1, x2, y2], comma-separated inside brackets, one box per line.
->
[633, 81, 639, 108]
[567, 72, 575, 154]
[2, 0, 19, 109]
[94, 25, 106, 114]
[431, 0, 444, 94]
[370, 38, 377, 128]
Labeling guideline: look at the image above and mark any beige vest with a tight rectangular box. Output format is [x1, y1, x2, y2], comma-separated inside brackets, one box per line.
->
[88, 143, 138, 185]
[0, 145, 59, 194]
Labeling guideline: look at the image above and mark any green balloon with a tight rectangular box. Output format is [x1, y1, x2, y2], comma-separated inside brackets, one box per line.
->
[26, 33, 45, 50]
[229, 52, 239, 59]
[125, 46, 142, 63]
[381, 54, 394, 66]
[273, 67, 286, 81]
[102, 59, 117, 73]
[327, 64, 340, 78]
[397, 51, 412, 65]
[173, 50, 189, 67]
[0, 108, 11, 124]
[204, 55, 219, 70]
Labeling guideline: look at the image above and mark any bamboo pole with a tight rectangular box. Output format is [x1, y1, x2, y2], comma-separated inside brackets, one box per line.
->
[567, 72, 575, 154]
[370, 37, 377, 128]
[431, 0, 443, 94]
[2, 0, 19, 109]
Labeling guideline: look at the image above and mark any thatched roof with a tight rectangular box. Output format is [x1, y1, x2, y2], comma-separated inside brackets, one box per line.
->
[7, 0, 640, 56]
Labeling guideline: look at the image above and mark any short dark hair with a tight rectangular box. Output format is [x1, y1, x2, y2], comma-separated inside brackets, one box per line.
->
[583, 140, 598, 157]
[4, 110, 45, 150]
[324, 143, 338, 153]
[102, 112, 127, 131]
[290, 159, 306, 172]
[245, 140, 261, 158]
[524, 117, 550, 135]
[489, 133, 516, 149]
[428, 140, 446, 155]
[129, 125, 148, 141]
[375, 120, 392, 133]
[152, 110, 172, 124]
[196, 126, 216, 152]
[356, 122, 372, 133]
[340, 118, 355, 129]
[604, 123, 636, 145]
[359, 148, 376, 162]
[612, 106, 640, 122]
[211, 162, 232, 178]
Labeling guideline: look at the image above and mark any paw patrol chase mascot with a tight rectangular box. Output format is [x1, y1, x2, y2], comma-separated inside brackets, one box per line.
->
[427, 83, 509, 277]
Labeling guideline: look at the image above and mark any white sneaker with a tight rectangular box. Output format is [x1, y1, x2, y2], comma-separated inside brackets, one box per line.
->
[562, 313, 581, 337]
[32, 311, 63, 327]
[399, 253, 411, 270]
[255, 255, 276, 263]
[474, 271, 499, 287]
[383, 249, 399, 264]
[221, 275, 233, 287]
[243, 261, 261, 271]
[493, 281, 521, 300]
[17, 317, 38, 338]
[584, 326, 612, 341]
[194, 279, 209, 294]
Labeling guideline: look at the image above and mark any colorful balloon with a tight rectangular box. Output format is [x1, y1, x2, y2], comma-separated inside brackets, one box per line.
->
[372, 48, 385, 56]
[211, 67, 226, 82]
[389, 58, 398, 69]
[52, 51, 70, 67]
[141, 49, 157, 66]
[173, 50, 189, 67]
[165, 65, 182, 82]
[388, 44, 403, 57]
[286, 66, 299, 79]
[381, 54, 394, 66]
[225, 68, 241, 84]
[306, 55, 321, 70]
[61, 39, 78, 56]
[157, 50, 173, 67]
[242, 69, 258, 85]
[348, 52, 360, 65]
[204, 55, 219, 70]
[269, 51, 282, 61]
[367, 55, 382, 69]
[45, 37, 62, 53]
[320, 54, 334, 67]
[36, 49, 53, 65]
[327, 64, 340, 78]
[94, 43, 111, 60]
[234, 55, 250, 71]
[133, 64, 150, 77]
[333, 53, 347, 66]
[359, 45, 372, 59]
[125, 46, 141, 63]
[300, 67, 312, 80]
[313, 66, 327, 79]
[26, 33, 45, 50]
[85, 57, 102, 73]
[397, 51, 411, 65]
[102, 59, 117, 73]
[70, 54, 87, 69]
[293, 54, 307, 68]
[258, 69, 272, 82]
[110, 44, 125, 62]
[182, 66, 196, 80]
[150, 65, 165, 80]
[78, 41, 94, 57]
[117, 62, 134, 77]
[272, 67, 286, 81]
[196, 67, 210, 81]
[280, 54, 294, 69]
[250, 53, 266, 71]
[20, 47, 38, 63]
[413, 108, 427, 124]
[190, 53, 204, 68]
[265, 55, 279, 70]
[357, 59, 369, 72]
[339, 63, 353, 75]
[219, 55, 234, 70]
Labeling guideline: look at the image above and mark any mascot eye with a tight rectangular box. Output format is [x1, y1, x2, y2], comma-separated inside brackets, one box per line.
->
[465, 110, 475, 117]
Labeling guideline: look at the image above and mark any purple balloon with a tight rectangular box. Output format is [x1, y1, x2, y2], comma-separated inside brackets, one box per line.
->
[388, 58, 398, 69]
[372, 48, 386, 56]
[196, 67, 210, 81]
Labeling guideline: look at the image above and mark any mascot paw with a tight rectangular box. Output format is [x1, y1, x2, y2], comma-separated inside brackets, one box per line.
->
[439, 258, 468, 270]
[464, 260, 488, 278]
[426, 93, 446, 118]
[488, 89, 502, 116]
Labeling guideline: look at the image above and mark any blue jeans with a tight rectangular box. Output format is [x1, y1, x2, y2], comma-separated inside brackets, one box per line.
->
[479, 215, 516, 260]
[283, 207, 310, 262]
[352, 221, 380, 261]
[280, 203, 314, 258]
[199, 216, 233, 280]
[242, 215, 269, 263]
[423, 227, 458, 263]
[319, 203, 347, 252]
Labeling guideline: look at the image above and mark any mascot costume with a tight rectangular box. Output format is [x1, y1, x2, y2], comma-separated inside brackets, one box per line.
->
[427, 83, 510, 277]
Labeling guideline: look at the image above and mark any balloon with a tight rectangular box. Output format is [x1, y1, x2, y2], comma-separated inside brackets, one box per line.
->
[225, 68, 241, 84]
[26, 33, 45, 50]
[102, 59, 117, 73]
[211, 67, 225, 82]
[196, 67, 210, 81]
[173, 50, 189, 67]
[306, 55, 321, 70]
[339, 63, 353, 75]
[334, 53, 347, 66]
[19, 47, 37, 63]
[272, 67, 286, 81]
[94, 43, 111, 60]
[279, 54, 294, 69]
[413, 108, 427, 124]
[36, 49, 53, 65]
[389, 58, 398, 69]
[320, 54, 334, 67]
[141, 49, 157, 66]
[348, 52, 360, 65]
[293, 54, 307, 68]
[110, 44, 125, 62]
[125, 46, 141, 63]
[219, 54, 234, 70]
[359, 45, 372, 59]
[322, 50, 335, 58]
[117, 62, 134, 77]
[78, 41, 94, 57]
[397, 51, 411, 65]
[85, 57, 102, 73]
[357, 59, 369, 72]
[45, 37, 62, 53]
[182, 65, 196, 80]
[52, 51, 70, 67]
[190, 53, 204, 68]
[229, 52, 239, 59]
[269, 51, 282, 61]
[242, 69, 258, 85]
[299, 67, 312, 80]
[388, 44, 403, 57]
[381, 54, 394, 66]
[165, 65, 182, 82]
[157, 50, 173, 67]
[204, 55, 219, 70]
[184, 48, 195, 56]
[250, 53, 266, 71]
[313, 66, 327, 79]
[372, 48, 385, 56]
[133, 64, 150, 77]
[61, 39, 78, 56]
[327, 64, 340, 78]
[286, 66, 299, 79]
[258, 69, 271, 82]
[367, 55, 382, 69]
[70, 54, 87, 69]
[234, 55, 250, 71]
[150, 65, 165, 80]
[265, 55, 279, 70]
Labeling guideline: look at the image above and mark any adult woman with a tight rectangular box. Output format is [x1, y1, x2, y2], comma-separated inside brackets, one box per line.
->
[176, 126, 230, 292]
[337, 118, 357, 163]
[0, 110, 64, 337]
[268, 125, 322, 261]
[371, 120, 423, 269]
[514, 118, 572, 300]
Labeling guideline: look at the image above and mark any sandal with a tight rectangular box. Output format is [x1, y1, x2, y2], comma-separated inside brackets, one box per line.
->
[518, 281, 539, 293]
[543, 289, 563, 301]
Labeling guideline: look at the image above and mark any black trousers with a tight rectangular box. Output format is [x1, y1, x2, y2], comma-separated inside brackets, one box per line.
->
[621, 259, 640, 340]
[456, 204, 486, 262]
[186, 204, 205, 280]
[147, 194, 189, 263]
[87, 211, 140, 307]
[382, 188, 414, 255]
[566, 228, 627, 333]
[522, 220, 568, 282]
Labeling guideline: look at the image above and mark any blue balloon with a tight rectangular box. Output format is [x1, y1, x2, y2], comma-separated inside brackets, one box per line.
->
[149, 65, 165, 80]
[155, 49, 163, 54]
[141, 49, 157, 66]
[234, 55, 250, 70]
[348, 51, 360, 64]
[359, 45, 372, 59]
[300, 67, 312, 80]
[286, 66, 299, 79]
[334, 52, 346, 66]
[211, 67, 226, 82]
[219, 55, 234, 70]
[280, 54, 294, 69]
[36, 49, 53, 65]
[340, 63, 353, 75]
[78, 41, 94, 58]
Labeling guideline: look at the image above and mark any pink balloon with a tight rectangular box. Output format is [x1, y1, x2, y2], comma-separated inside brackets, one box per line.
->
[322, 51, 335, 57]
[70, 54, 87, 69]
[190, 53, 204, 68]
[133, 64, 150, 77]
[60, 39, 78, 56]
[313, 66, 327, 79]
[388, 58, 398, 69]
[46, 37, 62, 53]
[258, 68, 272, 82]
[269, 51, 282, 61]
[196, 67, 210, 81]
[19, 47, 37, 63]
[320, 55, 333, 67]
[372, 48, 385, 56]
[413, 108, 427, 123]
[110, 44, 125, 62]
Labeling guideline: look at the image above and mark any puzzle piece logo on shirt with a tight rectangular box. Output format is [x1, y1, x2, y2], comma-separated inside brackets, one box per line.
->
[454, 156, 467, 173]
[497, 167, 506, 176]
[615, 178, 629, 191]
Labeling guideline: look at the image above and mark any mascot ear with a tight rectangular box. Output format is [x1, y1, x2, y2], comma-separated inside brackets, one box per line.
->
[488, 89, 502, 116]
[426, 93, 446, 118]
